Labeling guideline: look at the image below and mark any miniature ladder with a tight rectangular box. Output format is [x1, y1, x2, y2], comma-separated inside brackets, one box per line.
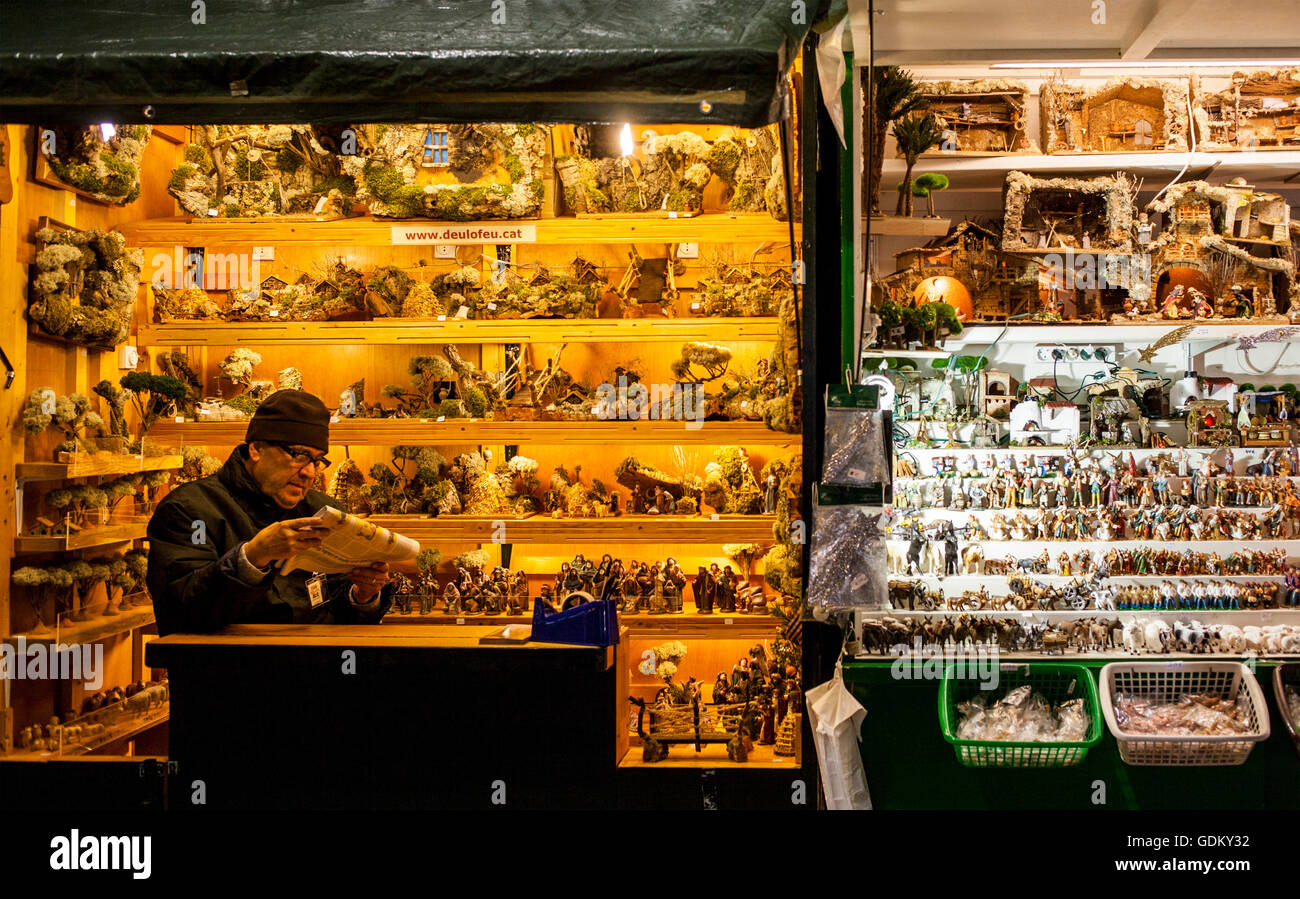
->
[774, 712, 801, 756]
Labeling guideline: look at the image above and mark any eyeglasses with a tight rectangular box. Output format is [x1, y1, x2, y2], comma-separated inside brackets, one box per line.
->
[268, 442, 331, 470]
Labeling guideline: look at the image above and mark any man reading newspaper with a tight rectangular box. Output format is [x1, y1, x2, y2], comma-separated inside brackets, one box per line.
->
[147, 390, 395, 634]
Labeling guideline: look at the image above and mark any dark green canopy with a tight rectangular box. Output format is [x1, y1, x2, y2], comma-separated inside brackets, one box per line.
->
[0, 0, 817, 126]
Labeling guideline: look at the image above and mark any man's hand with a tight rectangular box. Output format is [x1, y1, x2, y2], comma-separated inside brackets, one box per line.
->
[244, 517, 334, 569]
[348, 562, 390, 603]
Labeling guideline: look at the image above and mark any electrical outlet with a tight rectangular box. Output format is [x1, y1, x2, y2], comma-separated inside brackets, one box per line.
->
[677, 242, 699, 258]
[119, 345, 140, 370]
[252, 246, 275, 261]
[434, 245, 458, 259]
[1035, 343, 1114, 363]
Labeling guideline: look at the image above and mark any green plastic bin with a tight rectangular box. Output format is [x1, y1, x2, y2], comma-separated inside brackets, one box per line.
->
[939, 663, 1102, 768]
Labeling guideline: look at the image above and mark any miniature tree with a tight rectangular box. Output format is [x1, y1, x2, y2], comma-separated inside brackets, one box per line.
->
[106, 558, 131, 615]
[868, 67, 927, 215]
[218, 348, 264, 392]
[415, 548, 443, 581]
[157, 351, 203, 418]
[670, 342, 733, 383]
[893, 113, 942, 216]
[87, 561, 115, 617]
[93, 379, 130, 440]
[12, 567, 53, 633]
[134, 470, 173, 511]
[64, 560, 95, 621]
[724, 543, 763, 580]
[382, 355, 455, 416]
[101, 474, 142, 515]
[119, 372, 189, 450]
[912, 173, 949, 218]
[176, 445, 222, 484]
[123, 550, 150, 606]
[23, 389, 103, 456]
[453, 549, 490, 575]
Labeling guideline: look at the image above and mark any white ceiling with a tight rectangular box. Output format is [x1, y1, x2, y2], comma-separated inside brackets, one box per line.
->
[850, 0, 1300, 64]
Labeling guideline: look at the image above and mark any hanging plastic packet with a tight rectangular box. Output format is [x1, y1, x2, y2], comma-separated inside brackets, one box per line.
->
[823, 384, 889, 487]
[807, 484, 888, 611]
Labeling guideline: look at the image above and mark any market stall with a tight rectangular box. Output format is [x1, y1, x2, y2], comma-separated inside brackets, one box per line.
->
[0, 0, 837, 809]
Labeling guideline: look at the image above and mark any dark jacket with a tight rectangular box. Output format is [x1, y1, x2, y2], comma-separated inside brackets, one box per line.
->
[147, 444, 393, 635]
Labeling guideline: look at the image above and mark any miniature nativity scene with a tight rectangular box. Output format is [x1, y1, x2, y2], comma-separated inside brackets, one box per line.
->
[867, 170, 1298, 338]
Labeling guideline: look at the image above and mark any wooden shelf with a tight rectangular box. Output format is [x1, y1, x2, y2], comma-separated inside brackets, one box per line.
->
[946, 322, 1300, 346]
[137, 316, 781, 346]
[116, 213, 800, 248]
[880, 149, 1300, 191]
[369, 514, 778, 544]
[863, 215, 952, 236]
[386, 608, 779, 636]
[7, 603, 156, 645]
[619, 742, 799, 769]
[149, 418, 797, 447]
[16, 454, 183, 481]
[14, 522, 149, 554]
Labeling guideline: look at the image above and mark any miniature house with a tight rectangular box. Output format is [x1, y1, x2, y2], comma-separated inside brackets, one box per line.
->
[1187, 399, 1236, 447]
[916, 80, 1038, 153]
[881, 221, 1039, 321]
[1142, 179, 1297, 320]
[1009, 398, 1080, 446]
[1201, 377, 1239, 406]
[1002, 171, 1135, 254]
[978, 368, 1017, 418]
[1196, 68, 1300, 151]
[1041, 77, 1191, 154]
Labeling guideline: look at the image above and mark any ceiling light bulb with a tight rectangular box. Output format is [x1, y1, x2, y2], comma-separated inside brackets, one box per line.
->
[619, 123, 634, 157]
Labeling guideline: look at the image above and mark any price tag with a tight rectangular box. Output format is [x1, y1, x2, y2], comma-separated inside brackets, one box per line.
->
[307, 575, 326, 608]
[1164, 660, 1184, 670]
[174, 415, 185, 423]
[1021, 611, 1034, 619]
[268, 308, 280, 317]
[847, 467, 867, 482]
[691, 302, 701, 312]
[207, 208, 219, 217]
[486, 302, 498, 311]
[436, 416, 446, 422]
[329, 415, 340, 423]
[710, 513, 720, 521]
[437, 314, 447, 321]
[724, 618, 734, 625]
[456, 305, 469, 319]
[456, 617, 465, 625]
[668, 211, 678, 219]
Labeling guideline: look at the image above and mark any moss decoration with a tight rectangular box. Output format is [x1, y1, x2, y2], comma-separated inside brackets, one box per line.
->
[30, 227, 140, 347]
[42, 125, 150, 205]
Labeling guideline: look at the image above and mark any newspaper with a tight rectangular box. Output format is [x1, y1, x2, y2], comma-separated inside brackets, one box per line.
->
[278, 505, 419, 575]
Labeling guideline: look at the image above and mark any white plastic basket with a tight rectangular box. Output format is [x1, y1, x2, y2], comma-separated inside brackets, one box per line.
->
[1099, 661, 1270, 767]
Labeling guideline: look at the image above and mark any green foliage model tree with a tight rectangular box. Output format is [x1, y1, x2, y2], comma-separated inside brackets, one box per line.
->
[868, 67, 927, 216]
[912, 172, 949, 218]
[893, 113, 943, 217]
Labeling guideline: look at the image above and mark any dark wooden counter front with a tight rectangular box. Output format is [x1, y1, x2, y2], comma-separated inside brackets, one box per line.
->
[147, 624, 629, 810]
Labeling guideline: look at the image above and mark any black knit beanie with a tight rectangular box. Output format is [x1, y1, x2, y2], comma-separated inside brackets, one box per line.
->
[245, 390, 331, 451]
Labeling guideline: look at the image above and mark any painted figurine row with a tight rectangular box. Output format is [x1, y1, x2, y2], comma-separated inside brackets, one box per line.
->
[857, 615, 1300, 656]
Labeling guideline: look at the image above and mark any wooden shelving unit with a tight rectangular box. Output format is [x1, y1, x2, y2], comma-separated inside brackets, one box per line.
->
[116, 212, 800, 248]
[150, 418, 797, 446]
[368, 513, 778, 544]
[863, 215, 952, 236]
[387, 608, 779, 636]
[15, 454, 183, 481]
[138, 316, 781, 346]
[6, 604, 156, 645]
[14, 522, 150, 555]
